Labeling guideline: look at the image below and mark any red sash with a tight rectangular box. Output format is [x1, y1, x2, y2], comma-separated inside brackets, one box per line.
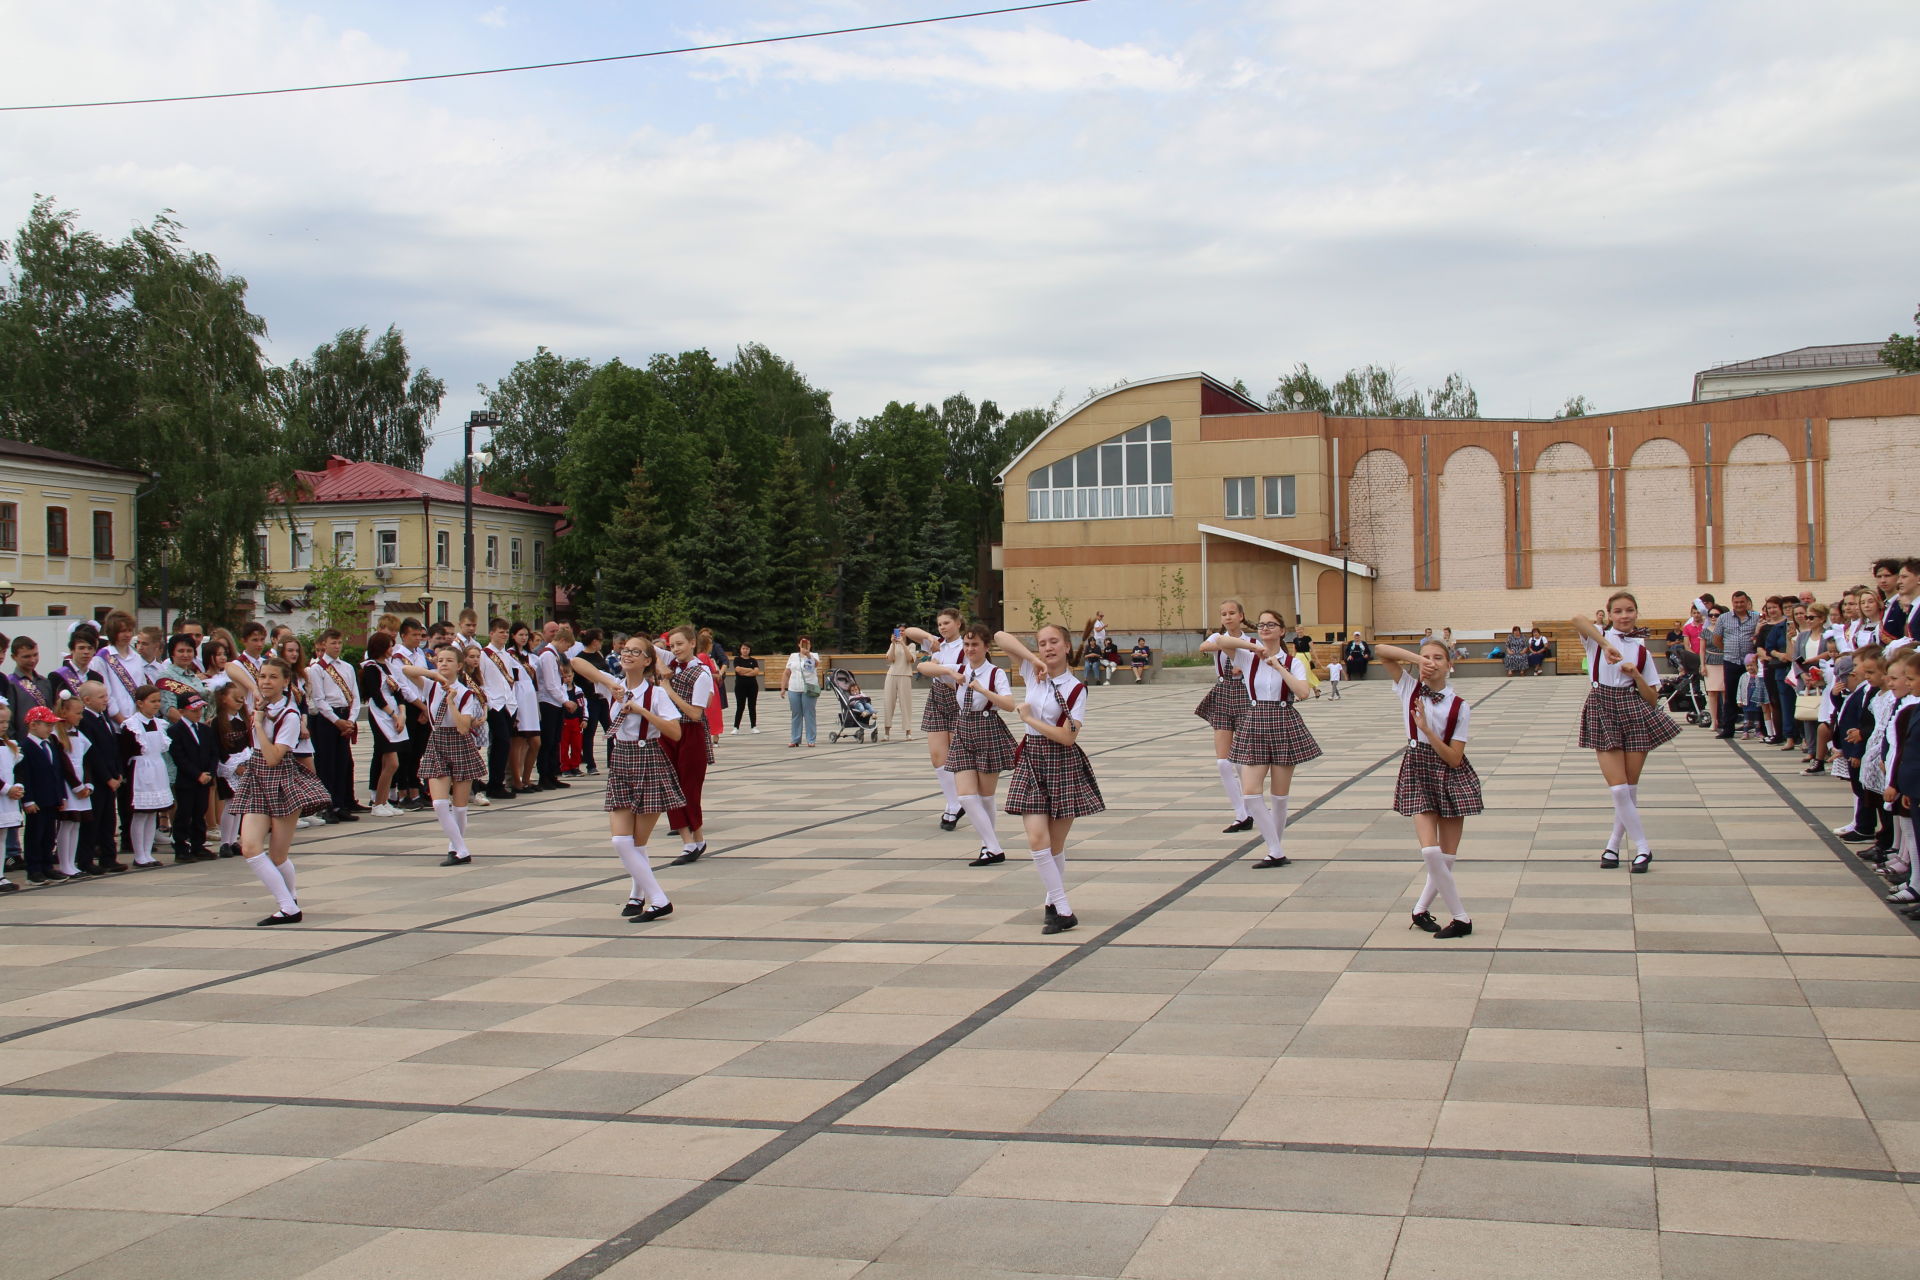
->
[317, 656, 355, 708]
[99, 649, 139, 700]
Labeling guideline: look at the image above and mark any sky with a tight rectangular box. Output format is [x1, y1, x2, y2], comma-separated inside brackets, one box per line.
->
[4, 0, 1918, 478]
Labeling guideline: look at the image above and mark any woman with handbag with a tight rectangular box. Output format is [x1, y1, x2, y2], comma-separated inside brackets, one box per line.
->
[781, 635, 825, 748]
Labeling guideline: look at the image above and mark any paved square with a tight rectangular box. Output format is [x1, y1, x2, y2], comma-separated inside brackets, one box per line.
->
[2, 676, 1916, 1279]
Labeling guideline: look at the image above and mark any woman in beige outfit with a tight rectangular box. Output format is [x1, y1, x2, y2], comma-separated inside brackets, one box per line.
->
[882, 629, 916, 741]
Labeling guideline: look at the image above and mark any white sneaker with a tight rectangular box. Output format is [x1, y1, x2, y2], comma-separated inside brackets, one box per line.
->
[1888, 886, 1920, 904]
[371, 802, 401, 817]
[295, 816, 313, 829]
[751, 727, 762, 734]
[1834, 824, 1860, 837]
[472, 794, 491, 808]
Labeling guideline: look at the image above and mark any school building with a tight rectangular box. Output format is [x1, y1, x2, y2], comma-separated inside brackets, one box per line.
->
[0, 438, 145, 622]
[255, 456, 563, 632]
[995, 371, 1920, 644]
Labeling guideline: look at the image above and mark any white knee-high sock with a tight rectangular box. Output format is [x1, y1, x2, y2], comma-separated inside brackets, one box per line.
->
[454, 805, 469, 837]
[1030, 847, 1070, 915]
[614, 836, 667, 906]
[1246, 793, 1284, 859]
[277, 858, 297, 898]
[1610, 784, 1647, 854]
[247, 854, 299, 914]
[1272, 794, 1290, 839]
[1217, 759, 1248, 821]
[959, 794, 1002, 853]
[1628, 784, 1646, 853]
[433, 798, 469, 857]
[55, 823, 78, 874]
[1414, 851, 1440, 914]
[218, 808, 240, 848]
[935, 768, 960, 815]
[131, 812, 157, 860]
[1421, 845, 1468, 921]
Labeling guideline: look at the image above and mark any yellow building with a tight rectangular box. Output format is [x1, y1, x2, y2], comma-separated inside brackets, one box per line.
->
[257, 456, 562, 629]
[0, 438, 145, 621]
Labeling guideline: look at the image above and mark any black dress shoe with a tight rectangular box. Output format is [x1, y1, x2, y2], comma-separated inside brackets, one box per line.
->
[1714, 732, 1735, 740]
[1409, 911, 1440, 933]
[669, 844, 707, 866]
[1045, 903, 1059, 922]
[1222, 816, 1254, 834]
[1631, 851, 1653, 874]
[969, 850, 1006, 867]
[485, 786, 514, 800]
[3, 855, 24, 871]
[101, 861, 130, 873]
[1838, 829, 1875, 843]
[348, 801, 371, 812]
[173, 854, 199, 866]
[332, 810, 360, 823]
[256, 911, 303, 926]
[621, 898, 646, 917]
[632, 901, 673, 922]
[0, 879, 17, 893]
[1251, 855, 1290, 869]
[1041, 911, 1078, 935]
[939, 811, 960, 831]
[1433, 919, 1474, 939]
[219, 845, 242, 859]
[549, 779, 571, 789]
[1600, 849, 1620, 869]
[439, 853, 472, 867]
[26, 873, 47, 884]
[130, 860, 162, 871]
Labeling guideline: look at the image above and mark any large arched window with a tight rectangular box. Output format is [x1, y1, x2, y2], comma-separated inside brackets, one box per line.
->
[1028, 417, 1172, 521]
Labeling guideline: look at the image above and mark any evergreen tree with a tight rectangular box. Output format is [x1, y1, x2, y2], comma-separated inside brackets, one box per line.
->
[911, 484, 970, 615]
[676, 449, 766, 645]
[597, 464, 681, 637]
[762, 436, 828, 644]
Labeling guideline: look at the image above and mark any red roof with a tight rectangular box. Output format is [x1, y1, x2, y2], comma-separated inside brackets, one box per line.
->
[281, 456, 564, 516]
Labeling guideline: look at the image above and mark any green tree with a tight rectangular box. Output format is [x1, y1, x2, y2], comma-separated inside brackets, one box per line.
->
[0, 198, 290, 619]
[303, 548, 371, 637]
[1881, 304, 1920, 373]
[480, 346, 593, 505]
[762, 436, 828, 644]
[272, 324, 445, 471]
[596, 463, 681, 637]
[1265, 363, 1333, 412]
[677, 449, 766, 644]
[1425, 371, 1480, 418]
[1330, 364, 1426, 417]
[1556, 394, 1595, 419]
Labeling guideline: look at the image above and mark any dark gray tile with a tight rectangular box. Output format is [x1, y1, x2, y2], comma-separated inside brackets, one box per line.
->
[404, 1031, 608, 1068]
[654, 1184, 938, 1260]
[1410, 1156, 1655, 1228]
[1028, 1090, 1242, 1140]
[11, 1053, 236, 1092]
[1285, 1025, 1469, 1061]
[1641, 1003, 1823, 1037]
[1651, 1110, 1892, 1169]
[878, 1196, 1161, 1277]
[1447, 1061, 1647, 1108]
[1642, 1032, 1840, 1074]
[755, 1133, 999, 1195]
[10, 1099, 263, 1150]
[467, 1070, 689, 1112]
[208, 1159, 503, 1227]
[710, 1041, 908, 1081]
[1177, 1148, 1418, 1215]
[1660, 1232, 1919, 1280]
[54, 1216, 381, 1280]
[1474, 999, 1644, 1033]
[172, 1104, 424, 1157]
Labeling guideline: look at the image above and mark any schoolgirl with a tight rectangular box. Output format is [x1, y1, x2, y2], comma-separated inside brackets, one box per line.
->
[931, 622, 1017, 866]
[570, 638, 685, 921]
[458, 644, 494, 807]
[52, 693, 95, 879]
[1374, 639, 1484, 938]
[509, 622, 542, 792]
[1881, 650, 1920, 916]
[230, 656, 334, 926]
[995, 625, 1104, 936]
[660, 625, 715, 865]
[1571, 593, 1678, 872]
[359, 632, 407, 817]
[417, 645, 486, 867]
[0, 709, 20, 893]
[117, 685, 175, 867]
[212, 683, 252, 857]
[1217, 609, 1321, 868]
[1195, 601, 1258, 833]
[905, 609, 967, 830]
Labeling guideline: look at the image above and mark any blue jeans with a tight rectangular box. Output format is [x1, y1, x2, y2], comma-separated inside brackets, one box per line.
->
[788, 691, 817, 744]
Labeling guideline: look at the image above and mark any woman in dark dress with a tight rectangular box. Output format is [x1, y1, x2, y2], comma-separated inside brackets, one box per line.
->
[1343, 632, 1373, 681]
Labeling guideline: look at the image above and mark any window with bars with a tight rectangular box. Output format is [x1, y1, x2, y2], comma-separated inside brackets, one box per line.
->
[1027, 417, 1173, 521]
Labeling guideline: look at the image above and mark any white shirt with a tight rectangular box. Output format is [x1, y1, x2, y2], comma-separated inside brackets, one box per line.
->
[1248, 652, 1307, 702]
[0, 743, 20, 829]
[610, 679, 669, 742]
[429, 682, 480, 727]
[59, 732, 91, 812]
[533, 646, 567, 706]
[671, 658, 715, 714]
[957, 661, 1006, 713]
[479, 643, 519, 703]
[928, 639, 964, 685]
[784, 650, 821, 692]
[261, 696, 305, 752]
[307, 654, 361, 720]
[1018, 662, 1086, 736]
[1327, 663, 1345, 681]
[388, 645, 429, 704]
[88, 645, 143, 723]
[1582, 631, 1652, 689]
[1205, 633, 1256, 682]
[1395, 671, 1471, 746]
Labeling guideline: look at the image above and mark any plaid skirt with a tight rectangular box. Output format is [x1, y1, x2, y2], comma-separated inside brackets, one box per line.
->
[1578, 683, 1680, 753]
[1227, 700, 1323, 767]
[1003, 736, 1105, 819]
[605, 737, 685, 813]
[1393, 742, 1485, 817]
[945, 711, 1016, 775]
[920, 680, 958, 734]
[1194, 678, 1251, 731]
[229, 759, 333, 818]
[419, 726, 485, 782]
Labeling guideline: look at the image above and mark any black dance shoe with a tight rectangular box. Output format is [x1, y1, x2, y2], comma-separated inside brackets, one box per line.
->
[1041, 911, 1078, 935]
[969, 849, 1006, 867]
[632, 902, 673, 922]
[1433, 919, 1474, 939]
[1222, 816, 1254, 834]
[256, 911, 303, 926]
[1631, 851, 1654, 874]
[1251, 855, 1290, 869]
[0, 879, 17, 893]
[939, 811, 961, 831]
[621, 898, 647, 917]
[439, 853, 472, 867]
[1409, 911, 1440, 933]
[669, 843, 707, 866]
[1600, 849, 1620, 869]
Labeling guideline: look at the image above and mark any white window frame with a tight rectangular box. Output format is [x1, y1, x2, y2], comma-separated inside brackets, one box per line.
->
[1223, 477, 1256, 519]
[532, 540, 544, 575]
[333, 528, 355, 566]
[375, 528, 398, 567]
[291, 525, 313, 570]
[1263, 475, 1297, 518]
[510, 537, 522, 574]
[1027, 417, 1173, 522]
[435, 529, 451, 569]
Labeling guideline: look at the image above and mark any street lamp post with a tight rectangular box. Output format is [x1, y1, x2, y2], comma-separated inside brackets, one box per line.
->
[158, 521, 175, 634]
[0, 580, 14, 616]
[464, 411, 499, 613]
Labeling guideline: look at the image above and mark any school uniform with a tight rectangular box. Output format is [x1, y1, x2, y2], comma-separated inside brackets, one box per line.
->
[1835, 682, 1881, 840]
[478, 642, 521, 792]
[88, 644, 143, 726]
[664, 656, 714, 832]
[1227, 653, 1323, 767]
[307, 653, 361, 816]
[943, 662, 1017, 775]
[0, 741, 21, 884]
[6, 668, 54, 729]
[169, 716, 217, 858]
[389, 644, 432, 792]
[418, 683, 486, 782]
[359, 659, 407, 772]
[1391, 673, 1485, 818]
[1885, 697, 1920, 837]
[1003, 663, 1104, 819]
[919, 638, 965, 734]
[1577, 631, 1680, 752]
[18, 734, 64, 881]
[510, 648, 541, 735]
[532, 643, 568, 786]
[118, 715, 175, 813]
[53, 731, 93, 876]
[604, 680, 686, 814]
[230, 698, 334, 818]
[1194, 634, 1255, 730]
[77, 706, 122, 871]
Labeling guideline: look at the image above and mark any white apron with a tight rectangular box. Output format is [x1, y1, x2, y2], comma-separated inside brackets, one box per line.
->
[128, 715, 176, 810]
[512, 654, 540, 731]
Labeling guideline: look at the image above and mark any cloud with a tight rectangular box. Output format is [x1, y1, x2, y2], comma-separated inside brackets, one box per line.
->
[476, 5, 507, 29]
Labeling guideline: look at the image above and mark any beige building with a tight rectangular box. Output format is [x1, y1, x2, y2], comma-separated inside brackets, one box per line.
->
[999, 371, 1920, 643]
[0, 438, 145, 621]
[257, 456, 562, 630]
[1694, 343, 1892, 401]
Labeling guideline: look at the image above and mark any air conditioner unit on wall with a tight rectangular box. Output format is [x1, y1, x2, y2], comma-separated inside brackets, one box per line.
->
[373, 565, 390, 581]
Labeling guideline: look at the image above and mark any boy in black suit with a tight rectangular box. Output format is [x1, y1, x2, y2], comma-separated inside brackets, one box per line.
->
[77, 682, 126, 874]
[18, 706, 66, 885]
[169, 695, 217, 862]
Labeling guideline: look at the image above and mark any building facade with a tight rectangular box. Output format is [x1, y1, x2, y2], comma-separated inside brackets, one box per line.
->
[256, 456, 562, 630]
[1693, 343, 1892, 401]
[999, 372, 1920, 640]
[0, 439, 145, 620]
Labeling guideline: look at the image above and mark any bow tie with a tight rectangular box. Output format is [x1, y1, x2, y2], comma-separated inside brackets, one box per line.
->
[1420, 686, 1446, 704]
[671, 660, 686, 672]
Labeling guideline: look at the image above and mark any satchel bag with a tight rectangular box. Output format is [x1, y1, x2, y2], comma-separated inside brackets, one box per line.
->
[1793, 691, 1823, 722]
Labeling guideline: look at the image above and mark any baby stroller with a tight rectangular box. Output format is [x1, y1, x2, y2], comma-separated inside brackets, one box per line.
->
[827, 668, 879, 743]
[1660, 647, 1708, 725]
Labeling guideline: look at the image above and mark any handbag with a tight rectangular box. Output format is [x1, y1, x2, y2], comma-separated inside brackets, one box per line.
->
[1793, 691, 1823, 722]
[799, 658, 821, 698]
